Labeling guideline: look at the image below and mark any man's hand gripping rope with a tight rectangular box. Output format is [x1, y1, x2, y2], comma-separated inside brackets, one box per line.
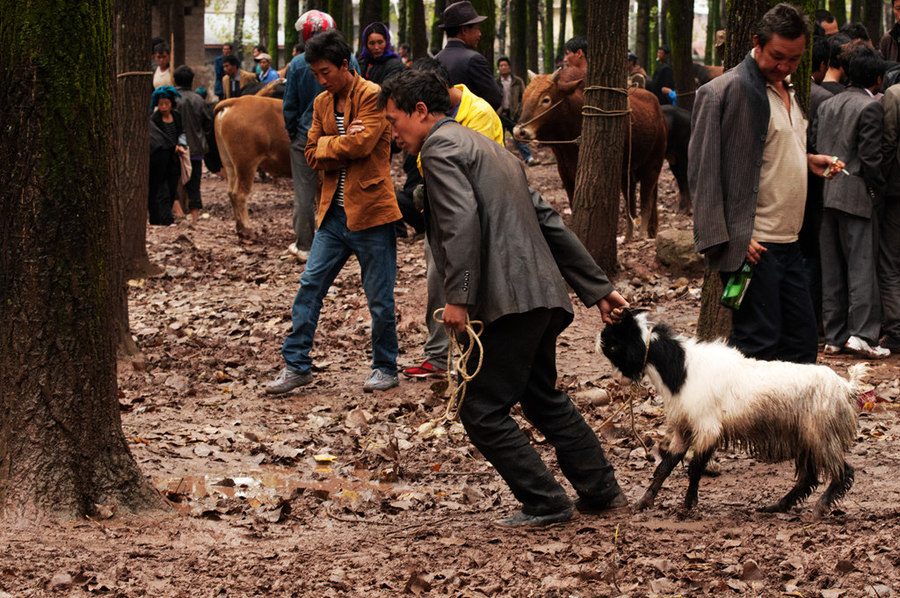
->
[433, 308, 484, 422]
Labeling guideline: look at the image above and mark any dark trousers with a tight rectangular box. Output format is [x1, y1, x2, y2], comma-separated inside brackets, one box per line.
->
[183, 157, 203, 210]
[879, 196, 900, 342]
[725, 241, 818, 363]
[459, 307, 621, 515]
[148, 148, 179, 225]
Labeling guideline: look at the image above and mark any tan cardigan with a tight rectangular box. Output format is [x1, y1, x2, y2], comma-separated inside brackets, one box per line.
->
[305, 73, 400, 231]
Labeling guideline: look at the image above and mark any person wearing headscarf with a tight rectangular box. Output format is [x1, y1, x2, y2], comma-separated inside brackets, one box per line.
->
[357, 22, 404, 85]
[149, 86, 187, 225]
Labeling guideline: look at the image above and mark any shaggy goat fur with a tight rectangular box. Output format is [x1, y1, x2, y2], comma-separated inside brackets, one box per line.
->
[600, 310, 867, 516]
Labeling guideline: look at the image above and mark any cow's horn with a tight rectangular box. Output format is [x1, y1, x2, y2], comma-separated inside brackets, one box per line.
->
[550, 68, 562, 82]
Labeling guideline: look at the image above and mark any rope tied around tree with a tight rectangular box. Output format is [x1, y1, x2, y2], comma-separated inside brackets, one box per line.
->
[116, 71, 154, 78]
[432, 308, 484, 422]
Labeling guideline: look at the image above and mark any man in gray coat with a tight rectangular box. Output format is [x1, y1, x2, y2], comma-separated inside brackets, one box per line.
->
[814, 47, 890, 358]
[379, 69, 629, 528]
[691, 3, 838, 363]
[880, 70, 900, 353]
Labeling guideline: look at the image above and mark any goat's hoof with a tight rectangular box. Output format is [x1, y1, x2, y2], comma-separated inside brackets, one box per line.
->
[758, 501, 788, 513]
[683, 497, 697, 510]
[634, 496, 654, 511]
[812, 503, 830, 520]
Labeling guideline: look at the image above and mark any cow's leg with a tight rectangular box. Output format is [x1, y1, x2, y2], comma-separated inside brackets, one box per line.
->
[671, 159, 691, 213]
[640, 169, 660, 239]
[229, 163, 258, 240]
[623, 177, 639, 242]
[813, 462, 854, 519]
[684, 447, 714, 510]
[759, 461, 819, 513]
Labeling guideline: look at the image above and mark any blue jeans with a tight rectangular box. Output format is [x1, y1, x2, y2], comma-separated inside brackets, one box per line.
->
[281, 204, 398, 375]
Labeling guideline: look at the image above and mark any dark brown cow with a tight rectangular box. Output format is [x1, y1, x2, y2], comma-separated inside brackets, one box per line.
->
[514, 68, 668, 241]
[214, 94, 291, 239]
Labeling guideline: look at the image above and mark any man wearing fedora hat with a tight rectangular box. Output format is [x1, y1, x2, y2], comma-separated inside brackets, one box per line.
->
[435, 0, 502, 110]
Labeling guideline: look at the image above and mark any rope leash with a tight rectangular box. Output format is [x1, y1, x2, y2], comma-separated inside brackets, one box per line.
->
[432, 308, 484, 422]
[597, 325, 654, 454]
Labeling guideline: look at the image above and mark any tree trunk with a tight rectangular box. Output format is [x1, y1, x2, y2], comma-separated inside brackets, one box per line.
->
[412, 0, 429, 58]
[829, 0, 846, 27]
[659, 0, 669, 46]
[259, 0, 269, 56]
[527, 0, 539, 72]
[705, 0, 719, 65]
[285, 0, 299, 59]
[498, 0, 509, 55]
[158, 0, 173, 45]
[668, 0, 695, 112]
[542, 0, 553, 72]
[171, 0, 185, 67]
[557, 0, 567, 61]
[360, 0, 382, 34]
[510, 0, 528, 80]
[649, 3, 659, 74]
[570, 0, 628, 274]
[234, 0, 247, 59]
[471, 0, 496, 72]
[399, 0, 408, 42]
[637, 0, 651, 71]
[328, 0, 345, 40]
[863, 0, 881, 44]
[0, 0, 167, 521]
[432, 0, 447, 53]
[571, 0, 586, 36]
[849, 0, 860, 23]
[269, 0, 279, 66]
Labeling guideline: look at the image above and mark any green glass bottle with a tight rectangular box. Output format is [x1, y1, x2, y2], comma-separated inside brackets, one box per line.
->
[720, 261, 754, 310]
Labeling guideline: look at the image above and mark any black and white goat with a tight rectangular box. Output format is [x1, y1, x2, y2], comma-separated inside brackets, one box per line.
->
[600, 309, 867, 517]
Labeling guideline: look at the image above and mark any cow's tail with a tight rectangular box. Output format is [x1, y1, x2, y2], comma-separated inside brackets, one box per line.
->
[214, 98, 241, 116]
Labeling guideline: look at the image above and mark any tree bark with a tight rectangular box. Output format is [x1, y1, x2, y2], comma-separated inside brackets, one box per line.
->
[510, 0, 528, 80]
[649, 3, 659, 75]
[171, 0, 185, 67]
[557, 0, 567, 61]
[542, 0, 553, 72]
[471, 0, 496, 72]
[158, 0, 173, 46]
[527, 0, 539, 72]
[234, 0, 247, 59]
[570, 0, 628, 274]
[0, 0, 167, 521]
[829, 0, 846, 27]
[863, 0, 881, 44]
[269, 0, 279, 66]
[705, 0, 720, 65]
[571, 0, 586, 36]
[285, 0, 299, 58]
[850, 0, 860, 23]
[432, 0, 447, 53]
[360, 0, 382, 34]
[668, 0, 695, 112]
[498, 0, 509, 55]
[659, 0, 669, 46]
[259, 0, 269, 56]
[637, 0, 651, 71]
[411, 0, 429, 58]
[399, 0, 408, 42]
[328, 0, 346, 40]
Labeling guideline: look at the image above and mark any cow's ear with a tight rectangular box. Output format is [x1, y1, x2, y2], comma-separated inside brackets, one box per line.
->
[558, 78, 584, 94]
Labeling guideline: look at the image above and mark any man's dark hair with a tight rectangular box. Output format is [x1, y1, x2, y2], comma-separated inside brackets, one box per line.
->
[411, 57, 451, 86]
[848, 45, 886, 88]
[153, 41, 170, 55]
[754, 3, 810, 48]
[304, 29, 351, 68]
[173, 65, 195, 87]
[812, 38, 829, 71]
[497, 55, 510, 67]
[827, 32, 851, 69]
[223, 54, 240, 67]
[223, 42, 233, 52]
[839, 21, 870, 42]
[293, 41, 304, 53]
[814, 9, 835, 25]
[444, 25, 461, 38]
[377, 68, 452, 115]
[151, 36, 164, 51]
[565, 36, 587, 55]
[399, 42, 411, 52]
[255, 43, 267, 53]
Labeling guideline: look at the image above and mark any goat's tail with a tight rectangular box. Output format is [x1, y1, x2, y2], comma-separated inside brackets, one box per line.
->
[846, 362, 871, 395]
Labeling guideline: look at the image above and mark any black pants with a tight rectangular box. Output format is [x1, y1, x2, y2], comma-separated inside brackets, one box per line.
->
[148, 148, 179, 225]
[459, 307, 621, 515]
[184, 157, 203, 210]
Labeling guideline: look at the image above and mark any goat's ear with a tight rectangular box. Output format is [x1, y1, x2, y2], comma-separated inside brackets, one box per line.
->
[622, 307, 648, 319]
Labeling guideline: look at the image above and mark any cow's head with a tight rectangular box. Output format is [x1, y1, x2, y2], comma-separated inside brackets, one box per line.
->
[513, 67, 585, 143]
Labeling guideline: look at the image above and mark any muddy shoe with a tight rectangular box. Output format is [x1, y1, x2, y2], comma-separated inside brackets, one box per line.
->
[265, 367, 312, 395]
[363, 369, 399, 392]
[575, 491, 631, 516]
[496, 507, 573, 528]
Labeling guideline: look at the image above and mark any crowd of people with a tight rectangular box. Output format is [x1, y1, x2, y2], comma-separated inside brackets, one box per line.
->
[142, 1, 899, 527]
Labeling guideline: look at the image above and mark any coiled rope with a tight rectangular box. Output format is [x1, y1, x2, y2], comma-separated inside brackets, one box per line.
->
[432, 308, 484, 422]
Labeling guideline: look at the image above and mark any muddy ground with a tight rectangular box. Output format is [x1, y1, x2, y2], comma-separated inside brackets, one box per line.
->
[2, 145, 900, 597]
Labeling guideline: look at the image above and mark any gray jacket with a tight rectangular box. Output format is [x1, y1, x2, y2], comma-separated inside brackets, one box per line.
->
[882, 84, 900, 197]
[419, 118, 613, 325]
[813, 86, 885, 218]
[175, 87, 211, 156]
[690, 53, 785, 272]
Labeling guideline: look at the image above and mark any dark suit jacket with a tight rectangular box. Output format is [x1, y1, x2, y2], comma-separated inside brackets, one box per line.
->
[690, 52, 775, 272]
[419, 119, 613, 325]
[813, 86, 885, 218]
[436, 39, 502, 110]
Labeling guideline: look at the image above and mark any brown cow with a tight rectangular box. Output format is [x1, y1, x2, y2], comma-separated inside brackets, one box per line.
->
[214, 94, 291, 239]
[514, 68, 667, 241]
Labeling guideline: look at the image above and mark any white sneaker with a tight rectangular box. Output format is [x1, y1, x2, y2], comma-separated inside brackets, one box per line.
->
[823, 344, 843, 355]
[287, 243, 309, 263]
[844, 335, 890, 359]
